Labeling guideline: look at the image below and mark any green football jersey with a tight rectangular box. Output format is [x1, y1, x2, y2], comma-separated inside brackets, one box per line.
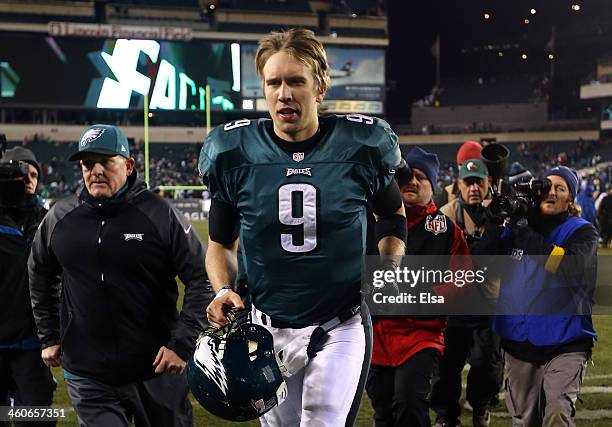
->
[199, 114, 401, 323]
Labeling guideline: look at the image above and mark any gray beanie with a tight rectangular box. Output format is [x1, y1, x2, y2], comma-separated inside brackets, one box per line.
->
[1, 146, 41, 176]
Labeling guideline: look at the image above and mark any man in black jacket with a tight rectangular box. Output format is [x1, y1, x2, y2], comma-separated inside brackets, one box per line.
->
[1, 146, 56, 425]
[28, 125, 212, 427]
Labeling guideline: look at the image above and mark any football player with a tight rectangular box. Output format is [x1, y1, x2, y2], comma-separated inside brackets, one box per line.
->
[199, 28, 406, 426]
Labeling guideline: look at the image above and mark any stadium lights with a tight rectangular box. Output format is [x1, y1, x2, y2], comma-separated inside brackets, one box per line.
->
[521, 53, 528, 60]
[571, 4, 581, 11]
[484, 12, 491, 20]
[530, 8, 536, 15]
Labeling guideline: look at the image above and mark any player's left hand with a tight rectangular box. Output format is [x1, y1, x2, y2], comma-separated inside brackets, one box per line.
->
[153, 346, 186, 374]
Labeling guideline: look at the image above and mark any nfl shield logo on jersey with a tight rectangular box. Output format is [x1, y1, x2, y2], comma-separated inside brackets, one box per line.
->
[292, 152, 305, 162]
[425, 214, 447, 235]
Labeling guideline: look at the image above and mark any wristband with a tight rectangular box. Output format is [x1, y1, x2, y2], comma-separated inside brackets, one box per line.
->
[214, 285, 233, 300]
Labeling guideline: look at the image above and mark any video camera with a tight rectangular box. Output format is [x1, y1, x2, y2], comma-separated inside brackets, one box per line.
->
[0, 133, 29, 208]
[481, 143, 551, 222]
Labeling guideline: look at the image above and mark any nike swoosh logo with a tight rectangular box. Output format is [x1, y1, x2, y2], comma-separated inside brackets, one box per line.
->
[183, 224, 192, 234]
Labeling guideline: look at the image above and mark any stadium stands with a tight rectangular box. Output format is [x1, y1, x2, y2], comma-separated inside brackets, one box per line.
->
[218, 0, 311, 13]
[436, 75, 542, 107]
[0, 1, 96, 23]
[216, 22, 317, 34]
[8, 134, 608, 200]
[105, 1, 208, 28]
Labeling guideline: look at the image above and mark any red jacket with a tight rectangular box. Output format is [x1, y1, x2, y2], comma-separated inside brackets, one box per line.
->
[372, 201, 470, 367]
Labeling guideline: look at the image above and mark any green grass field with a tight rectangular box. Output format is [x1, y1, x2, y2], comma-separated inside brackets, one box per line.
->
[46, 221, 612, 426]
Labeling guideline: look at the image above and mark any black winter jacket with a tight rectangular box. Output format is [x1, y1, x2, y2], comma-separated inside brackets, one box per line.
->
[0, 199, 47, 347]
[28, 175, 213, 385]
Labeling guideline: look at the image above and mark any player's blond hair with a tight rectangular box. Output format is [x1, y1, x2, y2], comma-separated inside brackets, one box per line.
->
[255, 28, 331, 95]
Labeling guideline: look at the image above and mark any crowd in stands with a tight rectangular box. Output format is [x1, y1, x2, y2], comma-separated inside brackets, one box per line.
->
[11, 136, 611, 225]
[131, 139, 202, 187]
[516, 138, 608, 176]
[330, 0, 385, 16]
[11, 136, 204, 200]
[414, 74, 548, 109]
[436, 139, 610, 187]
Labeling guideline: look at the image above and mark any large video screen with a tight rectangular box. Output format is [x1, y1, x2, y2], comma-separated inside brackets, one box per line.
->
[241, 43, 385, 113]
[0, 32, 238, 111]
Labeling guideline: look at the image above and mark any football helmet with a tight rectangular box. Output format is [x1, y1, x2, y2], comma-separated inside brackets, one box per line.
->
[188, 309, 287, 421]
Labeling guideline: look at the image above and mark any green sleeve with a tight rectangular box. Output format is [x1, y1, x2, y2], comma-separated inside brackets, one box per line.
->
[371, 121, 402, 197]
[198, 127, 235, 205]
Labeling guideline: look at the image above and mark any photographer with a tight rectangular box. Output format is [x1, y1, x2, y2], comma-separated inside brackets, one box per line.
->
[476, 165, 598, 427]
[432, 158, 501, 427]
[0, 145, 56, 424]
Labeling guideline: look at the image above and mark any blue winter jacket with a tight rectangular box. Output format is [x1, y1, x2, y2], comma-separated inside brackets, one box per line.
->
[493, 215, 597, 346]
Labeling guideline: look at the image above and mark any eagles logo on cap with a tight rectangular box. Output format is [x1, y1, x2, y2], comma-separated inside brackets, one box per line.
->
[459, 158, 488, 180]
[69, 124, 130, 161]
[80, 128, 106, 147]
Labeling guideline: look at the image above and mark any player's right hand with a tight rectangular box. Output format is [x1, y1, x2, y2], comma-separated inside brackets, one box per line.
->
[206, 289, 245, 328]
[41, 344, 62, 367]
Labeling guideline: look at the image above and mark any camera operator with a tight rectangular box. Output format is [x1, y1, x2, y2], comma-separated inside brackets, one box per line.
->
[1, 147, 47, 241]
[0, 145, 56, 424]
[476, 165, 598, 427]
[432, 158, 502, 427]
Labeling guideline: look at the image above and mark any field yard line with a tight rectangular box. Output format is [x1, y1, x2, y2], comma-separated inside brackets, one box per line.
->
[463, 384, 612, 393]
[584, 373, 612, 380]
[490, 386, 612, 395]
[580, 386, 612, 393]
[492, 409, 612, 420]
[466, 386, 612, 408]
[462, 368, 612, 381]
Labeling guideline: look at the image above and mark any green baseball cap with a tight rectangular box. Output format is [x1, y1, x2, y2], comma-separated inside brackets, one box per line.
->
[459, 158, 488, 180]
[69, 124, 130, 161]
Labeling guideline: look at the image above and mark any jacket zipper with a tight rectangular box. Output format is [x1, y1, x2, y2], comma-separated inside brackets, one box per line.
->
[98, 219, 105, 284]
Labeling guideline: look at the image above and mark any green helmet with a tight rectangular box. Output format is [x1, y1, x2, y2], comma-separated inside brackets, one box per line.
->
[188, 310, 287, 421]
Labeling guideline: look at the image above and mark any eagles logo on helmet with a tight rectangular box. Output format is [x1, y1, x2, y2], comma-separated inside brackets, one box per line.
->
[188, 309, 287, 422]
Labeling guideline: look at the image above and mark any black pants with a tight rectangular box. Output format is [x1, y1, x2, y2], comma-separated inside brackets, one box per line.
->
[66, 372, 192, 427]
[0, 349, 56, 427]
[366, 348, 440, 427]
[601, 224, 612, 245]
[430, 324, 503, 424]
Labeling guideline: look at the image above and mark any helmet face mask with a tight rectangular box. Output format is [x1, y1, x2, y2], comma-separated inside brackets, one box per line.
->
[188, 311, 287, 421]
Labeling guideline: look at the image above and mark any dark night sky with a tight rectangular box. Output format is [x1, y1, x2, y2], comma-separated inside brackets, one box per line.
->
[386, 2, 438, 122]
[384, 0, 612, 123]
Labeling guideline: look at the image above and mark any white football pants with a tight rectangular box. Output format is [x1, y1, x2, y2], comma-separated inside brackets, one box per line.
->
[252, 305, 372, 427]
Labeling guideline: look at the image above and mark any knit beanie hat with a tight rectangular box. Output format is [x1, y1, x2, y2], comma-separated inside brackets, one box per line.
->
[1, 146, 41, 176]
[545, 165, 580, 200]
[405, 146, 440, 189]
[456, 141, 482, 166]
